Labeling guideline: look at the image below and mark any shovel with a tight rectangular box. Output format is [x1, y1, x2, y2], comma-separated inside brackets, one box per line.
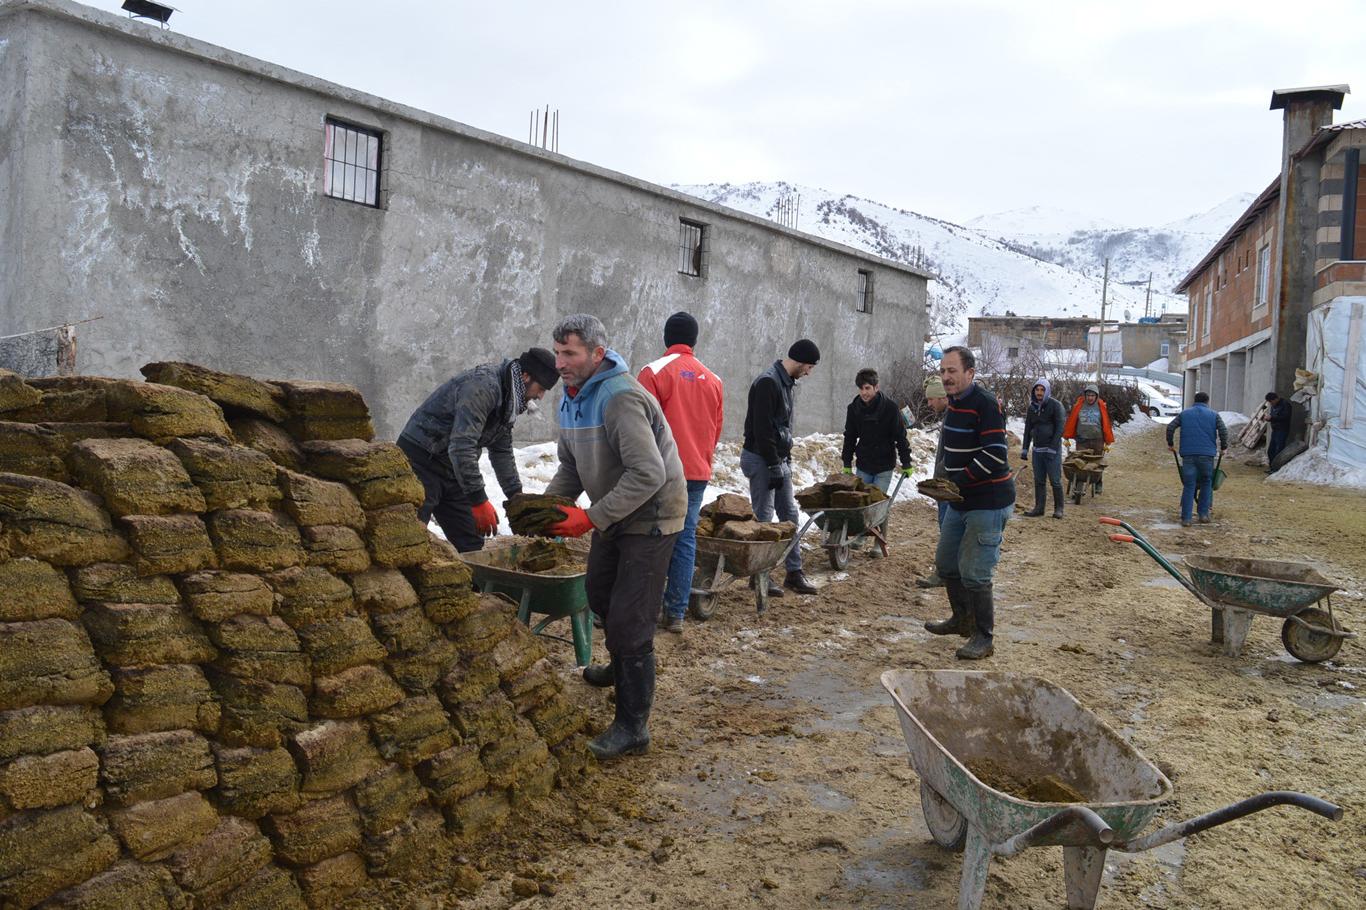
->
[1211, 451, 1227, 491]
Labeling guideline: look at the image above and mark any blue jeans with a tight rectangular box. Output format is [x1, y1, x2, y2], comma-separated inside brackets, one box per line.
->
[937, 500, 949, 526]
[1180, 455, 1215, 522]
[663, 480, 707, 620]
[740, 449, 803, 573]
[935, 505, 1011, 590]
[855, 468, 894, 493]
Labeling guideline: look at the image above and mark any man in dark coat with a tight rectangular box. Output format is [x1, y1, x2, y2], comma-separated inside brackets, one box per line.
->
[1265, 392, 1292, 467]
[741, 339, 821, 595]
[397, 349, 559, 551]
[841, 368, 913, 555]
[1020, 377, 1066, 518]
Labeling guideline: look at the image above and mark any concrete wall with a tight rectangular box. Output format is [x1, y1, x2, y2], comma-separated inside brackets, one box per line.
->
[0, 0, 928, 443]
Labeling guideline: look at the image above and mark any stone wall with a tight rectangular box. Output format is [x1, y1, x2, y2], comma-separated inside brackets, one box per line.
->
[0, 362, 590, 909]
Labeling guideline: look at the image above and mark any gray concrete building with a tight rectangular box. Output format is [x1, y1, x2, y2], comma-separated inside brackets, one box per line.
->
[0, 0, 929, 442]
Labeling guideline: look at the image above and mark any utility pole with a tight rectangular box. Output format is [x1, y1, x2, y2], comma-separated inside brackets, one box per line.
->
[1096, 257, 1109, 384]
[1144, 271, 1153, 319]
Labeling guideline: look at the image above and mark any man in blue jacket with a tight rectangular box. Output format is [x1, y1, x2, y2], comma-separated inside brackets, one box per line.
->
[923, 346, 1015, 660]
[1020, 378, 1066, 519]
[1167, 391, 1229, 527]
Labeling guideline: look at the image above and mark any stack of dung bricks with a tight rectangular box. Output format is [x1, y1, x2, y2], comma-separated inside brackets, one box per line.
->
[0, 364, 590, 910]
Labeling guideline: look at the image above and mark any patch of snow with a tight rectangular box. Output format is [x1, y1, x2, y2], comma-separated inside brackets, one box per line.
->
[1267, 446, 1366, 491]
[1219, 411, 1250, 429]
[1117, 410, 1158, 435]
[1145, 357, 1169, 371]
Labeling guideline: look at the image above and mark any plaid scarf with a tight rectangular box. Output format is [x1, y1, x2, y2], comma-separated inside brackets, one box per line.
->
[506, 361, 527, 425]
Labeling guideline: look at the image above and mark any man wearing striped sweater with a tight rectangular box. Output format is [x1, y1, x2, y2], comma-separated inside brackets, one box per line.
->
[923, 346, 1015, 659]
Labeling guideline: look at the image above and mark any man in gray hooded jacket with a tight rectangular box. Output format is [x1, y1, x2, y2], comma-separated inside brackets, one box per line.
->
[398, 349, 559, 551]
[1020, 378, 1066, 518]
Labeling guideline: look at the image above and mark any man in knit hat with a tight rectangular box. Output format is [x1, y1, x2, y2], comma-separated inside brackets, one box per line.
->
[741, 339, 821, 595]
[398, 348, 559, 552]
[638, 312, 725, 634]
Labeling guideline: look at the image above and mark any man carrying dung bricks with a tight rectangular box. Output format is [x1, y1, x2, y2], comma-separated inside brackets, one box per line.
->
[541, 313, 687, 760]
[923, 346, 1014, 660]
[741, 339, 822, 595]
[397, 349, 559, 553]
[637, 311, 725, 635]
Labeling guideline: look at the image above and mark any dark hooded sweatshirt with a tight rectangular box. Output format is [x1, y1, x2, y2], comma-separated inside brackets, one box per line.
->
[1022, 377, 1066, 455]
[842, 391, 912, 475]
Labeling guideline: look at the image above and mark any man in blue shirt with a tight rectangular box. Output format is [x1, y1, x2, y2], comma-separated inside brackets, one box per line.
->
[1166, 391, 1229, 527]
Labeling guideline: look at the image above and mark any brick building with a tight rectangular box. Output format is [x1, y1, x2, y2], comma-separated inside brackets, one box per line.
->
[965, 316, 1096, 368]
[1176, 85, 1365, 430]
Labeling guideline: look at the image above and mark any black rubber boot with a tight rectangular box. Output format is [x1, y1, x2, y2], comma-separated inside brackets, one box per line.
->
[925, 577, 973, 637]
[955, 585, 995, 660]
[589, 652, 654, 760]
[1052, 485, 1064, 519]
[1024, 480, 1045, 517]
[581, 656, 616, 688]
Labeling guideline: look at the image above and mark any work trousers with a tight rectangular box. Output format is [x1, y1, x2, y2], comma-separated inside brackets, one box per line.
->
[739, 449, 803, 573]
[1268, 427, 1289, 465]
[1180, 455, 1215, 522]
[398, 436, 483, 553]
[856, 468, 895, 541]
[586, 529, 679, 658]
[662, 480, 707, 621]
[1032, 450, 1063, 502]
[935, 505, 1011, 590]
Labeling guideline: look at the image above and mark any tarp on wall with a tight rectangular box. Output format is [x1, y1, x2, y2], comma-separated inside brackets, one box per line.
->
[1307, 296, 1366, 469]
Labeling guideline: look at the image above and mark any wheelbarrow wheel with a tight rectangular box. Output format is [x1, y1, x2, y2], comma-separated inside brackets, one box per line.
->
[1281, 608, 1343, 663]
[828, 544, 851, 571]
[920, 780, 967, 851]
[689, 590, 716, 622]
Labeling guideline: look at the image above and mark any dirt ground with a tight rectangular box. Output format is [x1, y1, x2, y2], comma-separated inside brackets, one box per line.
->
[372, 421, 1366, 909]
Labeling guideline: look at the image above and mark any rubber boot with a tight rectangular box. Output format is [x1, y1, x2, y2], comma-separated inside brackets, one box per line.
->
[955, 585, 994, 660]
[925, 577, 973, 637]
[581, 655, 616, 688]
[1052, 485, 1064, 519]
[915, 570, 944, 589]
[589, 652, 654, 760]
[784, 570, 818, 595]
[1024, 479, 1045, 517]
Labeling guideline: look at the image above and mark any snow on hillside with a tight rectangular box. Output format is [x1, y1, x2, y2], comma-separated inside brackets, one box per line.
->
[968, 193, 1256, 300]
[674, 181, 1198, 336]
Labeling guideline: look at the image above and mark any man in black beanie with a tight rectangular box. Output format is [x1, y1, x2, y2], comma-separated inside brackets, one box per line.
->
[639, 311, 725, 634]
[741, 339, 821, 594]
[398, 348, 559, 552]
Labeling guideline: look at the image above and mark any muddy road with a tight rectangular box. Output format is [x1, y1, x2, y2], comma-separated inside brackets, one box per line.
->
[372, 421, 1366, 909]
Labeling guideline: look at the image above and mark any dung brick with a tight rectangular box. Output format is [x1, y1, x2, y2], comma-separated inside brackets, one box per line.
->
[120, 513, 217, 575]
[0, 806, 120, 909]
[348, 567, 419, 614]
[296, 615, 388, 677]
[0, 420, 69, 481]
[444, 788, 510, 842]
[209, 614, 311, 688]
[0, 472, 129, 565]
[165, 437, 282, 511]
[263, 793, 363, 867]
[211, 744, 301, 820]
[67, 437, 207, 516]
[81, 602, 216, 667]
[98, 730, 216, 806]
[0, 368, 43, 413]
[385, 638, 460, 695]
[416, 743, 487, 808]
[309, 664, 405, 719]
[70, 562, 180, 605]
[216, 863, 307, 910]
[179, 570, 275, 622]
[0, 618, 113, 712]
[106, 381, 233, 443]
[230, 417, 304, 471]
[210, 673, 309, 749]
[276, 469, 366, 530]
[0, 747, 100, 812]
[353, 763, 427, 836]
[141, 361, 289, 424]
[40, 861, 185, 910]
[267, 566, 354, 628]
[108, 790, 218, 862]
[0, 557, 78, 621]
[207, 509, 304, 572]
[300, 524, 370, 573]
[105, 664, 220, 735]
[361, 803, 450, 877]
[0, 705, 105, 761]
[288, 721, 383, 795]
[363, 504, 431, 568]
[367, 695, 458, 768]
[294, 851, 366, 909]
[164, 816, 273, 908]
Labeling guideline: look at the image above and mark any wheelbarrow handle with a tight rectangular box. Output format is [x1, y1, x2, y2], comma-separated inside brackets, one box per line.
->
[784, 511, 824, 562]
[1109, 534, 1135, 543]
[1108, 529, 1218, 608]
[1115, 791, 1344, 854]
[1098, 516, 1125, 527]
[994, 805, 1114, 857]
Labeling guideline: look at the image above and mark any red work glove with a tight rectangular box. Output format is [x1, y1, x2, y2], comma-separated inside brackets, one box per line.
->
[547, 506, 595, 538]
[471, 500, 499, 536]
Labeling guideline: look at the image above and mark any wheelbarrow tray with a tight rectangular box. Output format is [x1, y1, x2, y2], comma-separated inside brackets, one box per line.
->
[881, 669, 1171, 845]
[1183, 555, 1338, 616]
[459, 538, 593, 665]
[814, 498, 893, 538]
[695, 534, 795, 577]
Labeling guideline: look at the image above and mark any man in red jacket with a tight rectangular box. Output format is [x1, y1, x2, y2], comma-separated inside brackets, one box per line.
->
[638, 312, 725, 634]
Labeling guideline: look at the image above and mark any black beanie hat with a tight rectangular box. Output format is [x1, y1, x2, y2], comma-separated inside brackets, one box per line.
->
[664, 311, 699, 348]
[518, 347, 559, 389]
[788, 338, 821, 365]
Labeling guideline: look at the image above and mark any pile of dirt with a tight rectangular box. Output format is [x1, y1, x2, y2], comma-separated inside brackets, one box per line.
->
[966, 758, 1087, 804]
[696, 493, 795, 542]
[504, 493, 575, 538]
[795, 473, 889, 510]
[510, 541, 585, 575]
[0, 364, 591, 910]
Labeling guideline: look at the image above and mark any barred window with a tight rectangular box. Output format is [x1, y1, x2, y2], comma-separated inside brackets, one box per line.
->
[678, 219, 707, 277]
[324, 118, 383, 207]
[856, 269, 873, 314]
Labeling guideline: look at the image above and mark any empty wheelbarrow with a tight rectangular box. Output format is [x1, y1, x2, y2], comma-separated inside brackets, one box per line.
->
[1102, 517, 1356, 662]
[688, 513, 821, 620]
[815, 472, 905, 569]
[881, 669, 1344, 910]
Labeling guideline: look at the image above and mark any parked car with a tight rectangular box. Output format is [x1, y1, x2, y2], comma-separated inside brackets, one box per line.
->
[1136, 383, 1182, 419]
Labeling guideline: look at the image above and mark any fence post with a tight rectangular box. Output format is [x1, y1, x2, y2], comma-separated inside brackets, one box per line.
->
[57, 324, 77, 376]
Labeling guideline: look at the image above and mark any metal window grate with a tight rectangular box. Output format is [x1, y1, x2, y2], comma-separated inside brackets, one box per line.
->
[324, 119, 383, 207]
[856, 269, 873, 313]
[678, 219, 706, 277]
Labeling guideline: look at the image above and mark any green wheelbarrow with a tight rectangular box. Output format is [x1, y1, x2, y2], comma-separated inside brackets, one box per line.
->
[459, 538, 593, 667]
[1102, 517, 1356, 662]
[882, 669, 1344, 909]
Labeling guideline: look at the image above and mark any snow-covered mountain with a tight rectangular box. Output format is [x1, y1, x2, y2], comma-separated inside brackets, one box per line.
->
[966, 194, 1256, 303]
[673, 181, 1249, 337]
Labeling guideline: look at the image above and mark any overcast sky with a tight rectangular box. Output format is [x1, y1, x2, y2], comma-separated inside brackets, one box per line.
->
[98, 0, 1365, 227]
